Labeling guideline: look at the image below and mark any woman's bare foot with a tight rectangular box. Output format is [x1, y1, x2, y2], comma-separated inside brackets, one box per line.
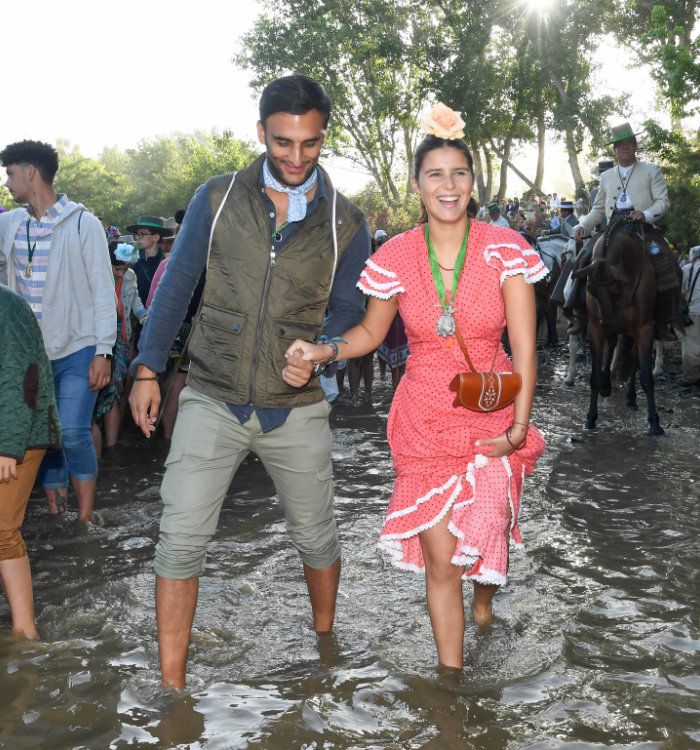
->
[472, 605, 494, 631]
[46, 488, 67, 515]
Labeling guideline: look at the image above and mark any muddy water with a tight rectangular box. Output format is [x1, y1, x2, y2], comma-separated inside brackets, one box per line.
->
[1, 348, 698, 749]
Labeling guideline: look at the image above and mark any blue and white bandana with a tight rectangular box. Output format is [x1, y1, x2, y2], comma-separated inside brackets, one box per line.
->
[263, 159, 318, 223]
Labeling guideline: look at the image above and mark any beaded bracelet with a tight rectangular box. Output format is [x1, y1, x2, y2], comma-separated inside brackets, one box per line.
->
[505, 428, 526, 451]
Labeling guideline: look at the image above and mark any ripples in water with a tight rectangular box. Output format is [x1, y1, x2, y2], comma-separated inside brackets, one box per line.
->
[0, 351, 698, 748]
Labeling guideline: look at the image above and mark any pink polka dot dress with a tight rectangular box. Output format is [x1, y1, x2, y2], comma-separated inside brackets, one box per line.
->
[358, 221, 547, 585]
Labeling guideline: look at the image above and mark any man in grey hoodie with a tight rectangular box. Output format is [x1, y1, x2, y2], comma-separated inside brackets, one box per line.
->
[0, 140, 116, 521]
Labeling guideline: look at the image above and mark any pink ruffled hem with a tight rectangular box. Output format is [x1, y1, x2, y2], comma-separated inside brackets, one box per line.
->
[378, 454, 524, 585]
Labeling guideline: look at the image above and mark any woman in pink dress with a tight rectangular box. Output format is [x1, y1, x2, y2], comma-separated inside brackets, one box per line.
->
[284, 106, 546, 669]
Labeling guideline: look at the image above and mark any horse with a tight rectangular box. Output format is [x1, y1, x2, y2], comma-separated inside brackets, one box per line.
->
[572, 215, 664, 436]
[524, 232, 568, 348]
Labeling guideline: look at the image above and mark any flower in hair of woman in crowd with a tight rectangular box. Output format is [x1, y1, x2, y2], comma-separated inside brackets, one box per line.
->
[420, 103, 466, 140]
[115, 243, 140, 264]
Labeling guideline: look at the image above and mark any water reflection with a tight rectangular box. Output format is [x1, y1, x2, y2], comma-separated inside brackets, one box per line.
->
[0, 350, 697, 748]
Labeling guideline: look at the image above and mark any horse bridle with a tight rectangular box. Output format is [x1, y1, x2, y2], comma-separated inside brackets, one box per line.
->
[594, 213, 647, 309]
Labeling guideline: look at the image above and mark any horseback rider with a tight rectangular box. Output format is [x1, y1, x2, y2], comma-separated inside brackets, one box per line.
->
[543, 199, 578, 239]
[564, 123, 675, 336]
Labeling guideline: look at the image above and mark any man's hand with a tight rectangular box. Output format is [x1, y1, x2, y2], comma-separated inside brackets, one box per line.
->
[89, 356, 112, 390]
[629, 210, 645, 222]
[0, 456, 18, 483]
[282, 346, 314, 388]
[574, 226, 584, 242]
[129, 367, 161, 438]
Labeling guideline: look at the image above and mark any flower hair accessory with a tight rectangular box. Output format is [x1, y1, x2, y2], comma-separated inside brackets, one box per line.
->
[115, 243, 139, 264]
[421, 103, 465, 140]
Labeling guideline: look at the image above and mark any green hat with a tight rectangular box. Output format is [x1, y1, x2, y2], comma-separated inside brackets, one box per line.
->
[487, 202, 500, 213]
[126, 215, 175, 237]
[608, 122, 641, 145]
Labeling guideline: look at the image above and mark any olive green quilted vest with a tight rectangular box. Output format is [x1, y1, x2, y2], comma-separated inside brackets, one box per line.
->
[187, 155, 364, 406]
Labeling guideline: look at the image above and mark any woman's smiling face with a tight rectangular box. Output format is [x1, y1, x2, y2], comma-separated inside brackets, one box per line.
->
[413, 146, 474, 225]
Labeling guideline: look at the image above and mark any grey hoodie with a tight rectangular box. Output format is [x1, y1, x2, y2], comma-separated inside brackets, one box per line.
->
[0, 200, 117, 360]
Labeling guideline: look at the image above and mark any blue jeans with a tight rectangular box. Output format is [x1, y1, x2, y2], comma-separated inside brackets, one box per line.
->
[40, 346, 99, 489]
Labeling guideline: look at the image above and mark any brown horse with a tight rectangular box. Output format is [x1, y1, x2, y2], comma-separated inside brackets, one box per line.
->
[573, 216, 664, 436]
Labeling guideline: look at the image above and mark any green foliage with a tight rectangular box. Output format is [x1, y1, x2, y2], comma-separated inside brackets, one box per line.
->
[607, 0, 700, 125]
[51, 132, 257, 230]
[349, 182, 419, 237]
[643, 120, 700, 250]
[237, 0, 433, 207]
[0, 185, 18, 211]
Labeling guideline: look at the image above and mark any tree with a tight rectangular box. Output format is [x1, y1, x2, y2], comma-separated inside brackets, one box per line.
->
[643, 120, 700, 250]
[608, 1, 700, 130]
[349, 181, 419, 237]
[54, 142, 126, 224]
[237, 0, 433, 208]
[0, 185, 17, 211]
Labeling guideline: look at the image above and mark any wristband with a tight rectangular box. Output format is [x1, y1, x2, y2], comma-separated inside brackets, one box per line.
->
[134, 376, 158, 381]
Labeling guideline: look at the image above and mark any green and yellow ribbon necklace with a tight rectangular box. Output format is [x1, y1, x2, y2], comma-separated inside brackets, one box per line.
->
[425, 220, 470, 336]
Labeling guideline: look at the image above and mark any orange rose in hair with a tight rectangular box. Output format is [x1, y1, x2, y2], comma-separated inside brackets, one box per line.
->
[421, 103, 466, 140]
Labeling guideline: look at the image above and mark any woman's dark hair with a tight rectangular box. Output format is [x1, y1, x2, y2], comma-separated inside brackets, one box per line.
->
[412, 135, 479, 223]
[259, 74, 332, 129]
[0, 140, 59, 184]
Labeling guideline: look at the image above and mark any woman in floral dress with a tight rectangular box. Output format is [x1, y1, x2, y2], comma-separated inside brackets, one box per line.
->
[284, 105, 546, 668]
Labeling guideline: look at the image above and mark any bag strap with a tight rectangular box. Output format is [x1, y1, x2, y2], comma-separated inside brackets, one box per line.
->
[453, 319, 500, 373]
[688, 261, 700, 301]
[453, 321, 478, 372]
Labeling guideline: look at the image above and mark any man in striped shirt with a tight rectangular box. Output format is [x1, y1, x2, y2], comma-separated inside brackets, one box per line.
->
[0, 140, 116, 522]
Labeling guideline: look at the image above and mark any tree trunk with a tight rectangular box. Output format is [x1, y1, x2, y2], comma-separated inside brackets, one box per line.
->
[471, 142, 487, 205]
[489, 141, 544, 196]
[534, 110, 545, 191]
[483, 147, 493, 202]
[497, 133, 513, 200]
[564, 127, 585, 195]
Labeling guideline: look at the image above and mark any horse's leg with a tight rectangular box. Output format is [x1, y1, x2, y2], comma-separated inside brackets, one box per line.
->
[637, 327, 664, 437]
[652, 340, 664, 376]
[600, 334, 616, 398]
[626, 368, 638, 409]
[546, 305, 559, 347]
[586, 321, 604, 429]
[563, 334, 578, 386]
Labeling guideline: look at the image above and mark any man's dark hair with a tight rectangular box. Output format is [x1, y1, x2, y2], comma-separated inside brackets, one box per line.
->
[259, 74, 332, 129]
[0, 140, 59, 184]
[174, 208, 186, 224]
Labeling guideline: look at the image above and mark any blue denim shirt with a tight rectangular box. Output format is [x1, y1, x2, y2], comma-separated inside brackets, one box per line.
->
[134, 167, 370, 432]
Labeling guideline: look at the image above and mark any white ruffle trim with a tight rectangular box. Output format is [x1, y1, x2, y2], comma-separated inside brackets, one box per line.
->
[470, 567, 507, 586]
[383, 474, 461, 530]
[483, 246, 549, 286]
[499, 263, 548, 287]
[357, 279, 404, 299]
[378, 453, 517, 585]
[484, 243, 535, 262]
[366, 257, 397, 278]
[358, 269, 403, 291]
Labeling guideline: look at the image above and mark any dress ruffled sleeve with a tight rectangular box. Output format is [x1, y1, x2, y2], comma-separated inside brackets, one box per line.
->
[357, 249, 404, 300]
[483, 232, 549, 286]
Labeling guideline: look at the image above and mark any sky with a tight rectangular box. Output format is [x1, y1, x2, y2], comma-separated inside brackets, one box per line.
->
[0, 0, 687, 199]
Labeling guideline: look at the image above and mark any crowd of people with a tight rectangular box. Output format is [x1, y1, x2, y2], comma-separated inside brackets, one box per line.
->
[0, 77, 697, 688]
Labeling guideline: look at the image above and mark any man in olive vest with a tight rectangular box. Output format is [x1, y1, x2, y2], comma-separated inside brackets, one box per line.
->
[130, 75, 370, 687]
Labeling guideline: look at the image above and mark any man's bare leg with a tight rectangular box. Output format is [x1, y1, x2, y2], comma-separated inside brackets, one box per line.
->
[303, 558, 340, 634]
[156, 575, 199, 688]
